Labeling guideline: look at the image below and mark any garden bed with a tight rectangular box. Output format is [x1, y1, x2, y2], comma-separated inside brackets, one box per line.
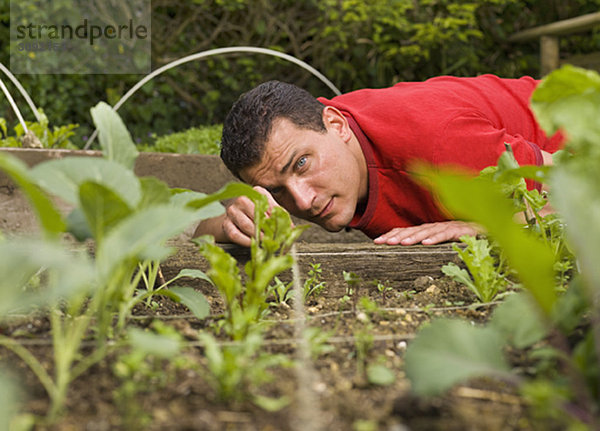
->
[0, 147, 542, 430]
[1, 239, 535, 431]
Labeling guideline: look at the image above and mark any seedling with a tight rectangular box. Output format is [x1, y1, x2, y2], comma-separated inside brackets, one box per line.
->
[199, 330, 292, 409]
[441, 235, 509, 303]
[341, 270, 361, 311]
[196, 193, 308, 341]
[304, 263, 327, 300]
[372, 280, 393, 302]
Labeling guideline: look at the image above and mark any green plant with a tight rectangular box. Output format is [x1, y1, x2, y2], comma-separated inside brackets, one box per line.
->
[442, 235, 509, 302]
[341, 270, 361, 310]
[304, 262, 327, 300]
[353, 299, 395, 387]
[195, 194, 308, 341]
[138, 125, 222, 155]
[405, 66, 600, 429]
[0, 112, 78, 149]
[0, 101, 241, 423]
[113, 321, 186, 430]
[199, 330, 291, 409]
[270, 262, 327, 305]
[372, 280, 393, 302]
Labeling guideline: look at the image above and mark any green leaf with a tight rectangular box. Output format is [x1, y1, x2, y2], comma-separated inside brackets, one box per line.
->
[169, 268, 214, 287]
[96, 205, 197, 280]
[138, 176, 172, 209]
[531, 65, 600, 147]
[66, 208, 94, 241]
[491, 293, 548, 349]
[90, 101, 139, 169]
[127, 327, 181, 358]
[0, 152, 65, 238]
[414, 165, 557, 315]
[31, 157, 141, 207]
[170, 190, 224, 220]
[0, 239, 94, 315]
[366, 364, 395, 386]
[165, 286, 210, 320]
[185, 182, 263, 210]
[199, 242, 243, 306]
[252, 394, 290, 412]
[405, 319, 510, 396]
[551, 168, 600, 293]
[441, 263, 476, 295]
[79, 181, 133, 243]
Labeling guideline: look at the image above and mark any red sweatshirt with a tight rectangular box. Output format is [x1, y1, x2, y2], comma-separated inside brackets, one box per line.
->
[318, 75, 563, 239]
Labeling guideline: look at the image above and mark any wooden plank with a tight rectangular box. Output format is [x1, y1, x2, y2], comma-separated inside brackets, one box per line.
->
[161, 242, 462, 289]
[509, 12, 600, 42]
[540, 35, 560, 76]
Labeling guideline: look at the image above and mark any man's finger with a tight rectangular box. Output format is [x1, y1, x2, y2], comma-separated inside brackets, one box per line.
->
[253, 186, 282, 213]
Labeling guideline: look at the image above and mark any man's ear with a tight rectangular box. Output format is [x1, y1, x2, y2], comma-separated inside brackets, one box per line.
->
[322, 106, 352, 142]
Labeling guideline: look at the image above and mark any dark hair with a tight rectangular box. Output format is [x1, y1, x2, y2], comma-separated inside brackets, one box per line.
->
[220, 80, 326, 178]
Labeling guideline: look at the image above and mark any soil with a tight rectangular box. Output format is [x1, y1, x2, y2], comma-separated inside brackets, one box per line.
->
[1, 253, 553, 431]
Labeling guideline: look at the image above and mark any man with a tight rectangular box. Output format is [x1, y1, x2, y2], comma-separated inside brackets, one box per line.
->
[195, 77, 562, 247]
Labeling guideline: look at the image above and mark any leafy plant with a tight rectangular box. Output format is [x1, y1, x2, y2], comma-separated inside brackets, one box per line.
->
[138, 125, 222, 155]
[199, 330, 291, 409]
[442, 235, 509, 302]
[0, 101, 234, 423]
[405, 65, 600, 429]
[341, 270, 361, 310]
[304, 262, 327, 300]
[0, 112, 78, 149]
[195, 193, 308, 341]
[113, 321, 186, 430]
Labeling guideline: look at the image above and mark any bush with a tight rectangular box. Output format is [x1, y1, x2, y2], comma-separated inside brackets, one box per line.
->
[138, 125, 222, 155]
[1, 0, 599, 149]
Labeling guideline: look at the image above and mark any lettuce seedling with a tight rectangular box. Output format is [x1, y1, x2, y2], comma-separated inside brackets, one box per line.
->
[442, 235, 509, 303]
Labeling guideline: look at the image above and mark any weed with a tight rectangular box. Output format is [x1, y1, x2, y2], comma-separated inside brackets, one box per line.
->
[304, 263, 327, 300]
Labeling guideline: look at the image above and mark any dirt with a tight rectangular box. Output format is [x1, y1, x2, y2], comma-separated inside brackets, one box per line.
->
[0, 258, 555, 431]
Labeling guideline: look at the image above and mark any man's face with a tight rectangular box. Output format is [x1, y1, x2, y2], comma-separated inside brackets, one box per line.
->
[239, 109, 368, 232]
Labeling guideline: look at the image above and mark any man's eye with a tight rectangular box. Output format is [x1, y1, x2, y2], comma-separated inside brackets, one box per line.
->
[296, 156, 307, 169]
[269, 186, 283, 195]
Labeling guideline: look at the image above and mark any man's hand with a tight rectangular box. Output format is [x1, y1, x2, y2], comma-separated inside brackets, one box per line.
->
[193, 186, 282, 247]
[373, 221, 481, 246]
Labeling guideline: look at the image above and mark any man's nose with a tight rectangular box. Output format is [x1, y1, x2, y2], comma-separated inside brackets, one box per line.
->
[288, 180, 314, 213]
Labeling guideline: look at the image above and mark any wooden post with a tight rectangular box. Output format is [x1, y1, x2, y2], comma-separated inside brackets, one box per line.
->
[540, 35, 560, 76]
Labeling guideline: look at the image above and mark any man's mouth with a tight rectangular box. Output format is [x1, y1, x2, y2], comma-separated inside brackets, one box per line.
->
[315, 198, 334, 219]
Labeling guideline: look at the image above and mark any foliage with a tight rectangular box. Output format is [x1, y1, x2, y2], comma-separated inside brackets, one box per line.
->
[113, 321, 186, 430]
[195, 196, 308, 340]
[3, 0, 600, 148]
[0, 101, 234, 423]
[138, 125, 222, 155]
[199, 330, 291, 408]
[442, 235, 509, 302]
[405, 65, 600, 429]
[0, 112, 78, 149]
